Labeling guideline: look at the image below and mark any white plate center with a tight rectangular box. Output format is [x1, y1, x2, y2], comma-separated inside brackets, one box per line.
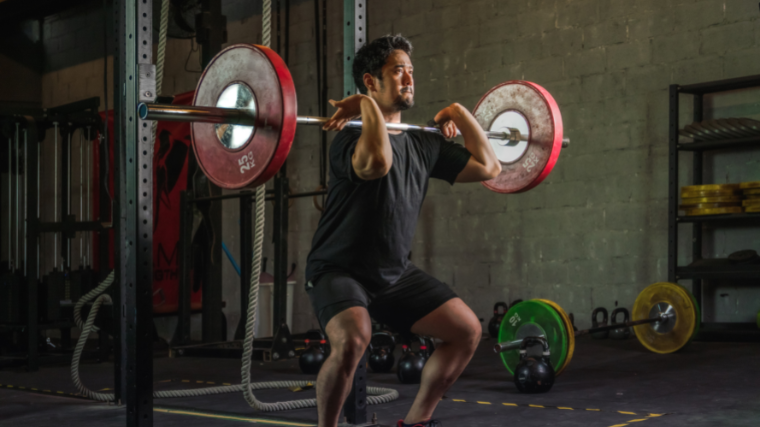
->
[489, 110, 530, 164]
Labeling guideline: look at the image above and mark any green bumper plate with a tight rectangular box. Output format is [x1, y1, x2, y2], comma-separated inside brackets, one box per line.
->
[497, 300, 569, 375]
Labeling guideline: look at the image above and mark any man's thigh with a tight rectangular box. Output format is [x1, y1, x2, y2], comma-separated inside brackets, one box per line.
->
[369, 265, 458, 337]
[306, 272, 371, 331]
[409, 297, 481, 343]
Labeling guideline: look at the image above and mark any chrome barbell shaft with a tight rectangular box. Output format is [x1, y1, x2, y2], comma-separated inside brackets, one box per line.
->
[138, 103, 533, 144]
[297, 115, 527, 143]
[494, 312, 675, 353]
[574, 312, 675, 337]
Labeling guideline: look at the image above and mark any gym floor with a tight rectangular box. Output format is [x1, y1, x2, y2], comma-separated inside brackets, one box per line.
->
[1, 336, 758, 427]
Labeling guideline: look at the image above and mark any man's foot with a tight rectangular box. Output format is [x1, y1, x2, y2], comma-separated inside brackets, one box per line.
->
[397, 420, 441, 427]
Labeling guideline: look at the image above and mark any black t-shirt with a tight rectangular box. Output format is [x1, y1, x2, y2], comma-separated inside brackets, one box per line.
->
[305, 127, 472, 292]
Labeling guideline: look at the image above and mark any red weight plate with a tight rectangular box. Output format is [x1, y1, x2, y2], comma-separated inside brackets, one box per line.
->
[473, 81, 563, 194]
[192, 44, 297, 189]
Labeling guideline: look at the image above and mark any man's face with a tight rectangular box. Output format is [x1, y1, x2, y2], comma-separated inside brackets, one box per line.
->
[368, 49, 414, 112]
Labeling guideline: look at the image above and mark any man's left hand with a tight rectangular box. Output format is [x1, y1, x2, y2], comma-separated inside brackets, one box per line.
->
[433, 104, 463, 139]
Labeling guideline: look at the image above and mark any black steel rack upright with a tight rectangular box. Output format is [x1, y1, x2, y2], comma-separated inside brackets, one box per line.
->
[668, 74, 760, 340]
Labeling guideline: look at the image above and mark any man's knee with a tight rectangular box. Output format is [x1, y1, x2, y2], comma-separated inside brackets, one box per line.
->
[325, 306, 372, 369]
[332, 333, 370, 363]
[461, 315, 482, 350]
[445, 310, 482, 352]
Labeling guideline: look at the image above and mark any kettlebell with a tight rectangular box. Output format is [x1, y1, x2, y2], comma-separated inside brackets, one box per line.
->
[299, 338, 327, 374]
[591, 307, 609, 339]
[419, 336, 435, 359]
[609, 308, 631, 340]
[397, 344, 426, 384]
[368, 332, 396, 373]
[488, 302, 509, 338]
[513, 336, 555, 393]
[568, 312, 578, 332]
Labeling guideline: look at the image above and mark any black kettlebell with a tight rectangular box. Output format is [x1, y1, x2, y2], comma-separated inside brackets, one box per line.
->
[397, 344, 426, 384]
[488, 302, 509, 338]
[568, 312, 578, 331]
[419, 336, 435, 359]
[368, 332, 396, 373]
[609, 308, 631, 340]
[591, 307, 609, 339]
[513, 337, 555, 393]
[299, 338, 327, 374]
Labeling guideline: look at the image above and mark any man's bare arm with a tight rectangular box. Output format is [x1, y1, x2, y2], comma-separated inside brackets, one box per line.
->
[352, 97, 393, 180]
[322, 95, 393, 180]
[434, 104, 501, 182]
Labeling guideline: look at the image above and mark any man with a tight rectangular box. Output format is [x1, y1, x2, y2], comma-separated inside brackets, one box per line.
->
[305, 34, 501, 427]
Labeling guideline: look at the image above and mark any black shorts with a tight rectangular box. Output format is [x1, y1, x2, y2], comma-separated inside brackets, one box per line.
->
[305, 265, 457, 337]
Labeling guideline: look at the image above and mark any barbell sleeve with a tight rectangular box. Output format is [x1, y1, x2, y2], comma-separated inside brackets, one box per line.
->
[138, 103, 259, 127]
[494, 336, 550, 355]
[494, 338, 527, 353]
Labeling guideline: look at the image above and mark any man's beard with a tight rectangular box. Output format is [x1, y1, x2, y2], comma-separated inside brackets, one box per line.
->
[393, 88, 414, 111]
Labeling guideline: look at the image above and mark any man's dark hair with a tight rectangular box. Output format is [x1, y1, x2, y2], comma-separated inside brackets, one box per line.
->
[352, 34, 413, 94]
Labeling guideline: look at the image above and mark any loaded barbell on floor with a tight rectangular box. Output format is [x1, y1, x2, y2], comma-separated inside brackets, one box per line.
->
[493, 282, 700, 388]
[136, 43, 569, 193]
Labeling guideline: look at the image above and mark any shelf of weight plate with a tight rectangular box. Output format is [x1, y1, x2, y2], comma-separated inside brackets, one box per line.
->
[677, 135, 760, 151]
[676, 116, 760, 151]
[677, 182, 760, 223]
[677, 211, 760, 223]
[676, 259, 760, 280]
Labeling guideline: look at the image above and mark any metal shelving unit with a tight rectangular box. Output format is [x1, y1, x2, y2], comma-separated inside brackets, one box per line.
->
[668, 74, 760, 340]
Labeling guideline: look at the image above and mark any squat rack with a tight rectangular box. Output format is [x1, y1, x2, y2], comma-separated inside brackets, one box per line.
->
[116, 0, 368, 425]
[0, 99, 112, 373]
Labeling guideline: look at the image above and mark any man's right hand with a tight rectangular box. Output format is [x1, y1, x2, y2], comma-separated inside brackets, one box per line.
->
[322, 94, 369, 131]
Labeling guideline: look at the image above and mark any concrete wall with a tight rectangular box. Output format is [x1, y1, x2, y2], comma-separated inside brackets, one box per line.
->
[11, 0, 760, 340]
[359, 0, 760, 328]
[0, 19, 43, 108]
[0, 53, 42, 109]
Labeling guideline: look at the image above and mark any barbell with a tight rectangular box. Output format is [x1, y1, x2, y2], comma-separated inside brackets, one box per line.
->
[494, 282, 700, 376]
[137, 43, 568, 193]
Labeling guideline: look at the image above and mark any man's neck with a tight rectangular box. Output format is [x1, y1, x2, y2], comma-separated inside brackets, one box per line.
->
[382, 110, 403, 134]
[383, 110, 402, 124]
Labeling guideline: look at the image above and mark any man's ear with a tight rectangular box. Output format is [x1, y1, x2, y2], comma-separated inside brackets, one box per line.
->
[363, 73, 377, 93]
